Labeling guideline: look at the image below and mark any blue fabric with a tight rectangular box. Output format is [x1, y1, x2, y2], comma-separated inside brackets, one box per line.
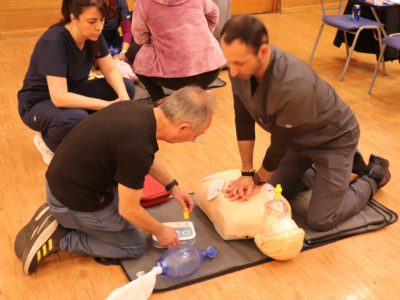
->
[46, 182, 146, 259]
[323, 15, 382, 30]
[383, 35, 400, 49]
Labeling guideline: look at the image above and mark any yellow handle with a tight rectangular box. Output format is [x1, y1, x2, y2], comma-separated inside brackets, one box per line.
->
[275, 184, 282, 198]
[183, 210, 189, 220]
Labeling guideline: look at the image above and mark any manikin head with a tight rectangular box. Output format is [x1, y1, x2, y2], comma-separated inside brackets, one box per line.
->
[156, 86, 215, 144]
[221, 15, 270, 80]
[255, 198, 305, 261]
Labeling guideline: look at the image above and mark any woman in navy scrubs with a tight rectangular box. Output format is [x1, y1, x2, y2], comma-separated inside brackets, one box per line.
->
[18, 0, 135, 164]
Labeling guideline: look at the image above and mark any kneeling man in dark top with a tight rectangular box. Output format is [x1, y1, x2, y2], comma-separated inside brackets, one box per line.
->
[15, 86, 214, 275]
[220, 15, 391, 232]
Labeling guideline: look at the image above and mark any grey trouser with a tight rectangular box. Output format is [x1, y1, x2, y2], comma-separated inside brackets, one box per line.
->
[268, 143, 377, 232]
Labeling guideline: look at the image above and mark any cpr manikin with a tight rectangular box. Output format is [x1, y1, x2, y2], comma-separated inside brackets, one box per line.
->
[194, 169, 305, 260]
[254, 184, 305, 260]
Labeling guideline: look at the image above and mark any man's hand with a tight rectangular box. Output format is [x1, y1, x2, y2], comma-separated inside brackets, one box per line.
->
[223, 176, 261, 202]
[170, 186, 194, 212]
[155, 225, 181, 248]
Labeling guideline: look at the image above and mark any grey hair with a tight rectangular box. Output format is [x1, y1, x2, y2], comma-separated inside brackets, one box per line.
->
[159, 86, 215, 129]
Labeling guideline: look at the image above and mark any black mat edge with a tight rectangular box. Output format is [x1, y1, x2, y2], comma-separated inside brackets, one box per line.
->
[302, 199, 398, 248]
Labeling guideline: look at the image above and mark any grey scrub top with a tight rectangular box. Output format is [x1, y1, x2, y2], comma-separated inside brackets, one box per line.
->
[230, 46, 359, 149]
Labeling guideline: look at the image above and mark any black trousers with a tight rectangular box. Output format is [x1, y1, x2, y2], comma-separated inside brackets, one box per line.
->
[126, 43, 221, 101]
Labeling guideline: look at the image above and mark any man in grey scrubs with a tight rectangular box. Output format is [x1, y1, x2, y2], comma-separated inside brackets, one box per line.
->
[220, 15, 391, 231]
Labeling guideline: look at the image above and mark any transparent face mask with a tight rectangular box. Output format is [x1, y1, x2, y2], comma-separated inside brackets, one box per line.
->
[265, 198, 288, 218]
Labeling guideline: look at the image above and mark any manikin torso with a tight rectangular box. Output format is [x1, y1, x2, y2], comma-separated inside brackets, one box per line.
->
[195, 169, 293, 239]
[195, 169, 305, 260]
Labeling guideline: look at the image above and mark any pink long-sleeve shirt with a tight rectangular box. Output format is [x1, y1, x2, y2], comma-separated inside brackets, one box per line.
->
[131, 0, 227, 78]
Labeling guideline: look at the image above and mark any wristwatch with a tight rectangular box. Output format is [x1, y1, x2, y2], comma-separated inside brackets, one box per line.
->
[165, 179, 178, 192]
[253, 172, 267, 186]
[120, 50, 127, 54]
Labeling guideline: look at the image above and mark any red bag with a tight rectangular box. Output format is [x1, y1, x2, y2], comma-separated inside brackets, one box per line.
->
[140, 175, 171, 207]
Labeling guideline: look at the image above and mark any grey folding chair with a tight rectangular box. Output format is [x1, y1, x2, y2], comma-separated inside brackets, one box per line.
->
[369, 33, 400, 94]
[308, 0, 386, 82]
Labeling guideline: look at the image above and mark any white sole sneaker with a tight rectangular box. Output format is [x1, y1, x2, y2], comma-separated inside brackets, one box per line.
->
[21, 216, 63, 275]
[33, 133, 54, 165]
[14, 203, 51, 261]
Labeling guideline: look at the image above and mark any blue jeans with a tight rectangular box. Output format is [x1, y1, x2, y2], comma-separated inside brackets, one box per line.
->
[46, 182, 146, 259]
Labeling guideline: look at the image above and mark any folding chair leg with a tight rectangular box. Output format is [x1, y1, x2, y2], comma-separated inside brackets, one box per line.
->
[368, 44, 387, 94]
[376, 29, 386, 75]
[344, 30, 349, 57]
[340, 28, 366, 82]
[308, 23, 325, 66]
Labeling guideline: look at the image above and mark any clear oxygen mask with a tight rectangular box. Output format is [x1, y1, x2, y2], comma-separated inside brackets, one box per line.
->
[265, 184, 288, 218]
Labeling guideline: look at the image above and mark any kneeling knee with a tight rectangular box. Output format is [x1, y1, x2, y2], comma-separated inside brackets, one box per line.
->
[125, 234, 146, 258]
[308, 216, 337, 232]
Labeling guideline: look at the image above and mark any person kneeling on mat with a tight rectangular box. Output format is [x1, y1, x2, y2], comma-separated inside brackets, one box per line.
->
[220, 15, 391, 232]
[14, 86, 214, 275]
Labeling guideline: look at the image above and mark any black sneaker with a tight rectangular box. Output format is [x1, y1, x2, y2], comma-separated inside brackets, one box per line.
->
[366, 154, 391, 189]
[14, 203, 52, 261]
[20, 210, 63, 274]
[352, 150, 367, 178]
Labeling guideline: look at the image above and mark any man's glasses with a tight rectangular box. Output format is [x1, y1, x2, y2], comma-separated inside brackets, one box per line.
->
[185, 122, 203, 143]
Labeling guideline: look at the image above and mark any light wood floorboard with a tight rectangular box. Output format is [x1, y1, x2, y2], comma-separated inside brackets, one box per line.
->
[0, 10, 399, 300]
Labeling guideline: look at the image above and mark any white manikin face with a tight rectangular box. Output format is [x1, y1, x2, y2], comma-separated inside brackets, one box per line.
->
[257, 207, 299, 240]
[257, 195, 297, 238]
[255, 191, 305, 260]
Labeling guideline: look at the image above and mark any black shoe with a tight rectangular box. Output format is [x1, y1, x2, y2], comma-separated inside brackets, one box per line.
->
[19, 208, 63, 274]
[14, 203, 51, 261]
[366, 154, 391, 189]
[352, 150, 367, 178]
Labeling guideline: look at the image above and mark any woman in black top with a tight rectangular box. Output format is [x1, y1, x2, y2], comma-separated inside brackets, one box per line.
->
[18, 0, 135, 165]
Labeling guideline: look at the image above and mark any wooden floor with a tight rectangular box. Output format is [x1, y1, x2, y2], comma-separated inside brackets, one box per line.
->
[1, 10, 400, 300]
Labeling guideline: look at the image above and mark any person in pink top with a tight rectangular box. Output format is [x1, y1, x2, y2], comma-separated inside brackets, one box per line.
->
[126, 0, 227, 103]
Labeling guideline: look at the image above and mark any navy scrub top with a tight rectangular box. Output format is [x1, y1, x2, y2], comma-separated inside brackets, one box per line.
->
[18, 26, 109, 115]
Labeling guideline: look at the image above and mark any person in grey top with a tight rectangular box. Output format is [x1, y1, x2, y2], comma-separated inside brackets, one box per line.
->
[220, 15, 391, 232]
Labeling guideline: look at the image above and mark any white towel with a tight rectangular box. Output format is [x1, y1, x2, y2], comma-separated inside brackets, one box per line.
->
[106, 269, 156, 300]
